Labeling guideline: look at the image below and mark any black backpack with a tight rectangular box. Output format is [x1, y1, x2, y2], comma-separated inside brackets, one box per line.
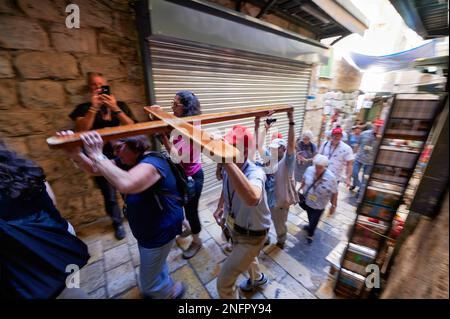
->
[144, 151, 196, 206]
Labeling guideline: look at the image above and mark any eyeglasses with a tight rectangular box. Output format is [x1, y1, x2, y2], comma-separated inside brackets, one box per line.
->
[172, 100, 183, 108]
[113, 141, 125, 152]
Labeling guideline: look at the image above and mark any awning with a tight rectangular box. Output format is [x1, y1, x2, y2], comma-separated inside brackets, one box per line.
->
[146, 0, 330, 64]
[345, 40, 437, 72]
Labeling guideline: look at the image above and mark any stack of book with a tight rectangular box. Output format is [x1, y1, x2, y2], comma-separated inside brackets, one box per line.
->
[341, 243, 377, 276]
[352, 217, 389, 250]
[335, 93, 443, 298]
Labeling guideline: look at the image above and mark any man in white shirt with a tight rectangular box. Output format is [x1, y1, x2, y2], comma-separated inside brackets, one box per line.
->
[318, 127, 354, 213]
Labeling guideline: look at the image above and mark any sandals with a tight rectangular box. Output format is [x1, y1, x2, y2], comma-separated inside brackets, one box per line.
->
[182, 241, 202, 259]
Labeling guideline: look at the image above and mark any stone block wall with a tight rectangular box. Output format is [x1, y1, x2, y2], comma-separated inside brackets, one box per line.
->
[381, 191, 449, 299]
[0, 0, 147, 227]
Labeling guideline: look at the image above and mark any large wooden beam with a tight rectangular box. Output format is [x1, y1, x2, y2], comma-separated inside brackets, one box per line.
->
[144, 104, 292, 124]
[147, 107, 239, 163]
[46, 105, 292, 149]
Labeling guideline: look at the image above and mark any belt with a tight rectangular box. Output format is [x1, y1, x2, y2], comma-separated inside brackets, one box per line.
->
[232, 223, 269, 237]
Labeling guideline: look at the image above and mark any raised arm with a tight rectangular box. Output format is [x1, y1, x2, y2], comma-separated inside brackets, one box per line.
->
[81, 132, 161, 194]
[223, 163, 262, 207]
[75, 95, 101, 131]
[100, 95, 135, 125]
[287, 109, 295, 155]
[254, 116, 267, 158]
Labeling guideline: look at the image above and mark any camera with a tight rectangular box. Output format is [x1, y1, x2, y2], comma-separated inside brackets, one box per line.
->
[100, 85, 110, 95]
[266, 118, 277, 125]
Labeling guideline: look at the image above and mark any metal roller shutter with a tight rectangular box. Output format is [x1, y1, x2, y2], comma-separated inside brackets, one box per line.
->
[149, 38, 312, 195]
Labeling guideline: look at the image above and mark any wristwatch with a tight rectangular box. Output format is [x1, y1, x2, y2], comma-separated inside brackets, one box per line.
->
[289, 122, 296, 126]
[92, 154, 108, 165]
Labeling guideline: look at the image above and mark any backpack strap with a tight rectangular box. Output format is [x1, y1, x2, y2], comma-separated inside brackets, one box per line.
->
[141, 152, 184, 204]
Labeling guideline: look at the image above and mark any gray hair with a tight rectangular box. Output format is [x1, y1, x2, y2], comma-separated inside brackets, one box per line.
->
[301, 130, 314, 140]
[313, 154, 329, 167]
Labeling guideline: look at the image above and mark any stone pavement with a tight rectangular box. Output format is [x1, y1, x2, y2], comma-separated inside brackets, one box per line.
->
[75, 185, 356, 299]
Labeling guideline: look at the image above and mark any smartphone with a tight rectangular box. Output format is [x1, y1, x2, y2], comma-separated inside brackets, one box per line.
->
[100, 85, 110, 95]
[266, 118, 277, 125]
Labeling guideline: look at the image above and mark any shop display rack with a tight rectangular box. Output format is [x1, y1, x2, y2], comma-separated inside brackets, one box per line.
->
[334, 93, 446, 298]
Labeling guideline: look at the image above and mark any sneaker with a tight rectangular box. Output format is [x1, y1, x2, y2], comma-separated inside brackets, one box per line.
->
[302, 224, 310, 232]
[182, 241, 202, 259]
[169, 282, 185, 299]
[306, 236, 313, 244]
[114, 224, 126, 240]
[239, 273, 269, 292]
[224, 243, 233, 253]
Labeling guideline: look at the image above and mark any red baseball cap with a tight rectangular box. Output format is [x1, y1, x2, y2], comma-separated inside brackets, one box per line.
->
[374, 119, 384, 127]
[271, 132, 283, 140]
[331, 127, 343, 135]
[224, 125, 255, 151]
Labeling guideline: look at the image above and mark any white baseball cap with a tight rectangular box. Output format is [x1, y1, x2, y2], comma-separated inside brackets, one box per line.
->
[269, 138, 287, 149]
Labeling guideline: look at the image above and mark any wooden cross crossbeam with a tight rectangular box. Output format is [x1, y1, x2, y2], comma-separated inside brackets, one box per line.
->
[46, 105, 293, 151]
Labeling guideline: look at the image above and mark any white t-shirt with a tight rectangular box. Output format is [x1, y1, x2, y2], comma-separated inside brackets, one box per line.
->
[318, 141, 354, 182]
[303, 166, 338, 210]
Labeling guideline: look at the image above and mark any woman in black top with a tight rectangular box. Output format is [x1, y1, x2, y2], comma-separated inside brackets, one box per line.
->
[0, 141, 89, 298]
[69, 72, 137, 240]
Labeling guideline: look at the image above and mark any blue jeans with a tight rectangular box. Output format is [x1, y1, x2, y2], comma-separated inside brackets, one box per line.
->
[352, 160, 372, 189]
[138, 239, 175, 299]
[184, 169, 204, 235]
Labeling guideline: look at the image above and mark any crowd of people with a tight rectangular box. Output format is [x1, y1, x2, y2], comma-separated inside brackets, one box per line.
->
[1, 72, 380, 299]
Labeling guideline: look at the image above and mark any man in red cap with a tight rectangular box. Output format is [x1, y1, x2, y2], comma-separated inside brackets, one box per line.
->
[318, 126, 354, 214]
[213, 125, 271, 299]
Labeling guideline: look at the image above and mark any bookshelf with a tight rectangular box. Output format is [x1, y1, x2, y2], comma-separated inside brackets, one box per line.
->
[333, 93, 446, 298]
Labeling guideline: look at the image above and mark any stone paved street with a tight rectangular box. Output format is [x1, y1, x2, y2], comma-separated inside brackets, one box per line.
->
[75, 185, 356, 299]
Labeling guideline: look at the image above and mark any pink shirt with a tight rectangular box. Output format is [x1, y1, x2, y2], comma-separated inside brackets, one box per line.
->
[173, 136, 202, 176]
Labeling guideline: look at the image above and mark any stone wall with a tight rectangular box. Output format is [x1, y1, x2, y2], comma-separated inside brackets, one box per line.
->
[330, 57, 362, 92]
[381, 191, 449, 299]
[0, 0, 147, 227]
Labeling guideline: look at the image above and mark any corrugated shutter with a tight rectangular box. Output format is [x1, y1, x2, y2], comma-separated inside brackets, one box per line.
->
[149, 38, 312, 195]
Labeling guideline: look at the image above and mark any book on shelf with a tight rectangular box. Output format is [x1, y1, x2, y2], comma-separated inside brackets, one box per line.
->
[379, 145, 421, 153]
[342, 244, 377, 276]
[371, 165, 410, 186]
[342, 260, 369, 276]
[368, 180, 404, 193]
[385, 119, 431, 139]
[352, 217, 389, 249]
[391, 97, 441, 120]
[336, 268, 366, 293]
[376, 147, 420, 169]
[348, 243, 377, 258]
[359, 202, 396, 221]
[363, 182, 402, 208]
